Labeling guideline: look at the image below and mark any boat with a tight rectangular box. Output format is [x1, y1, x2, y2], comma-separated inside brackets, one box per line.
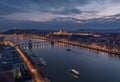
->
[39, 57, 47, 66]
[66, 48, 71, 51]
[71, 69, 80, 76]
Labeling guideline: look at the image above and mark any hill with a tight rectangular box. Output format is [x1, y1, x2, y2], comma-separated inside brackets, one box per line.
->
[3, 28, 56, 35]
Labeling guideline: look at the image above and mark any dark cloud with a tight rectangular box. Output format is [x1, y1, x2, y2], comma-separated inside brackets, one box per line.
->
[0, 0, 29, 6]
[0, 0, 120, 30]
[0, 16, 120, 31]
[0, 0, 89, 11]
[0, 3, 23, 15]
[0, 0, 87, 17]
[30, 0, 89, 6]
[52, 8, 82, 15]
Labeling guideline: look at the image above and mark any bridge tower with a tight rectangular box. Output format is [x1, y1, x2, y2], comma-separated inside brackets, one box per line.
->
[0, 37, 5, 50]
[67, 33, 73, 40]
[28, 40, 32, 49]
[51, 41, 54, 47]
[47, 32, 54, 39]
[47, 32, 55, 47]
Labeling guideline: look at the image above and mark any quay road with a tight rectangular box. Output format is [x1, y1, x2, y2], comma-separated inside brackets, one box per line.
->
[3, 40, 50, 82]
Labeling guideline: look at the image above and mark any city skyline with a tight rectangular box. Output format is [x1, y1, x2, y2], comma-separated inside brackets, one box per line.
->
[0, 0, 120, 31]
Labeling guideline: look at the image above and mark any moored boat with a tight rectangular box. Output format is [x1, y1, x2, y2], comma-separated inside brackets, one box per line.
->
[39, 57, 47, 66]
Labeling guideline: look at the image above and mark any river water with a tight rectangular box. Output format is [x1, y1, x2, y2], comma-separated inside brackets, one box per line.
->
[7, 37, 120, 82]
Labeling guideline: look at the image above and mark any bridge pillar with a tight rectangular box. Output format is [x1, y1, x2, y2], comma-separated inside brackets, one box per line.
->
[51, 41, 54, 47]
[28, 40, 32, 50]
[0, 37, 5, 50]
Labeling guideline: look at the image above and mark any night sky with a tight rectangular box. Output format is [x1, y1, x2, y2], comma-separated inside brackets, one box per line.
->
[0, 0, 120, 31]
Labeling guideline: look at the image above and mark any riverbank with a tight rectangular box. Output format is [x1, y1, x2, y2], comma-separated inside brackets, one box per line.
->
[56, 40, 120, 55]
[2, 34, 120, 55]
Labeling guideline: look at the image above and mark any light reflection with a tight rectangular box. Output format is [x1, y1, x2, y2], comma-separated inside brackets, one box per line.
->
[5, 35, 119, 58]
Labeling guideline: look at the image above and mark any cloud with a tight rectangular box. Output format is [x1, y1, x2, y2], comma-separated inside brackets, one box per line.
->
[52, 8, 82, 15]
[0, 1, 25, 15]
[0, 0, 120, 30]
[0, 18, 120, 31]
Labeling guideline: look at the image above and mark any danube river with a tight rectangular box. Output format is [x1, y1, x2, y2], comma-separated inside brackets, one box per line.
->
[7, 37, 120, 82]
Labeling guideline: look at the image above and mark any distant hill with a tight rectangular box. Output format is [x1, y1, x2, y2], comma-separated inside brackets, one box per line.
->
[3, 28, 56, 35]
[77, 29, 120, 33]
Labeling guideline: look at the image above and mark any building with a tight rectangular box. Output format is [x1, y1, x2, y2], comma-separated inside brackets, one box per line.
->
[0, 45, 33, 82]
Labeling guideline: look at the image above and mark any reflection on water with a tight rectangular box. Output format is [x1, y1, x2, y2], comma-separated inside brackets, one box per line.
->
[20, 41, 119, 58]
[71, 73, 80, 79]
[5, 37, 120, 82]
